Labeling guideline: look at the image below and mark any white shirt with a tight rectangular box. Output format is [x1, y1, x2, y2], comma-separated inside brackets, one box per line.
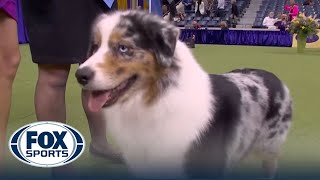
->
[195, 2, 205, 15]
[263, 17, 277, 28]
[217, 0, 225, 9]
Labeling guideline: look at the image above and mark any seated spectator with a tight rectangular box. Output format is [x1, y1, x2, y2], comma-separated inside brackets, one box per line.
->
[285, 0, 299, 22]
[277, 14, 288, 31]
[192, 20, 202, 29]
[303, 0, 314, 5]
[195, 0, 205, 16]
[276, 12, 282, 19]
[217, 0, 225, 17]
[205, 0, 214, 17]
[182, 0, 193, 12]
[220, 21, 229, 30]
[263, 12, 277, 29]
[174, 4, 186, 22]
[173, 12, 186, 22]
[167, 0, 178, 21]
[231, 0, 239, 28]
[162, 0, 169, 14]
[186, 34, 196, 48]
[162, 5, 168, 15]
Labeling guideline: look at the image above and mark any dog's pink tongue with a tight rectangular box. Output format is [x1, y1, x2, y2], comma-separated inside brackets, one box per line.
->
[88, 91, 112, 112]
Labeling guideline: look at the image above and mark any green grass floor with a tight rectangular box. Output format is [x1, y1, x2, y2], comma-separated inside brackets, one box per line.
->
[4, 44, 320, 176]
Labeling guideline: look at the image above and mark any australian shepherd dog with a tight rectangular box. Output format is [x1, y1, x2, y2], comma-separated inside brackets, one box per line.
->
[75, 10, 293, 179]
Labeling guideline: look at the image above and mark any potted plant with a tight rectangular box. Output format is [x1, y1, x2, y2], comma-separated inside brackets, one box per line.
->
[287, 13, 319, 53]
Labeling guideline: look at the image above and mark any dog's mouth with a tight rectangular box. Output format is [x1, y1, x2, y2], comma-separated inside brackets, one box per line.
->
[88, 75, 138, 112]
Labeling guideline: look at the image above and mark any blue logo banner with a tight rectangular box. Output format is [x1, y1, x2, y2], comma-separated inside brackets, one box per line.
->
[149, 0, 163, 16]
[103, 0, 115, 8]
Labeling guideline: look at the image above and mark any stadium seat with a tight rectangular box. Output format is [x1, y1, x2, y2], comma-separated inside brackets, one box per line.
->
[199, 20, 208, 26]
[207, 20, 218, 27]
[177, 20, 187, 27]
[222, 17, 230, 22]
[255, 17, 263, 22]
[194, 16, 202, 21]
[256, 14, 265, 18]
[212, 17, 221, 21]
[203, 17, 211, 21]
[185, 10, 194, 14]
[186, 16, 193, 21]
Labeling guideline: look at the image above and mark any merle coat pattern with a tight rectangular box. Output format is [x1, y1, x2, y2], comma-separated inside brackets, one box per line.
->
[75, 10, 292, 179]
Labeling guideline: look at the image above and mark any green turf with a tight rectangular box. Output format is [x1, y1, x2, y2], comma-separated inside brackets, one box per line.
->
[4, 44, 320, 176]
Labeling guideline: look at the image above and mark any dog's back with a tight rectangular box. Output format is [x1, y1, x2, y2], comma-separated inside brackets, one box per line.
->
[228, 69, 292, 177]
[185, 68, 292, 179]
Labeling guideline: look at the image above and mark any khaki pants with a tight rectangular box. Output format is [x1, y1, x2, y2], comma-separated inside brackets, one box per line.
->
[131, 0, 138, 9]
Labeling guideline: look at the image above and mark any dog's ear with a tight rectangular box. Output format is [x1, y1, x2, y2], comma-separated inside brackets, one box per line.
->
[87, 37, 98, 58]
[121, 11, 180, 67]
[86, 14, 106, 59]
[152, 24, 180, 67]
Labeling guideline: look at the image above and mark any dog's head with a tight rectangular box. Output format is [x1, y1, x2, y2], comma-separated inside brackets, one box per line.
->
[76, 10, 181, 112]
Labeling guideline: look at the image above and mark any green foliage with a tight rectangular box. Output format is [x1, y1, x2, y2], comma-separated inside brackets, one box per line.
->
[287, 13, 319, 36]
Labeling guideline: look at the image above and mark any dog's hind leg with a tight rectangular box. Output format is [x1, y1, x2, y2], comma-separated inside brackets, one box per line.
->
[258, 121, 291, 180]
[257, 126, 288, 180]
[260, 87, 292, 179]
[261, 154, 278, 179]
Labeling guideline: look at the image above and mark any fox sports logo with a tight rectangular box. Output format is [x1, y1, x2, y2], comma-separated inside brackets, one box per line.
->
[9, 121, 85, 168]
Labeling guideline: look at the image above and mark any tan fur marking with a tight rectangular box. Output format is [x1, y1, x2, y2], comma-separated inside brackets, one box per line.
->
[97, 31, 169, 105]
[109, 31, 123, 44]
[116, 67, 125, 75]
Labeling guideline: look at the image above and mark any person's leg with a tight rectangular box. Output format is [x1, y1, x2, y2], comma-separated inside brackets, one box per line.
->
[217, 9, 222, 17]
[78, 0, 122, 164]
[35, 64, 74, 176]
[82, 90, 123, 163]
[168, 1, 177, 20]
[0, 11, 20, 168]
[36, 64, 122, 163]
[35, 64, 70, 122]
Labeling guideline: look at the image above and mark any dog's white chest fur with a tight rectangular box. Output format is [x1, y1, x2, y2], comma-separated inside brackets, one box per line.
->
[104, 89, 212, 178]
[105, 102, 188, 177]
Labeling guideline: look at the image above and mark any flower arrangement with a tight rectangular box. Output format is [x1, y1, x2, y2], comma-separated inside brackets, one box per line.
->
[287, 13, 319, 35]
[286, 13, 320, 53]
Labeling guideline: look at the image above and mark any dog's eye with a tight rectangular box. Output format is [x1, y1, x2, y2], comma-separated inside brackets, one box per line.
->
[118, 45, 129, 53]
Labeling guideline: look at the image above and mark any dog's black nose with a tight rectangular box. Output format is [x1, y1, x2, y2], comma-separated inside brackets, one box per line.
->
[75, 67, 95, 85]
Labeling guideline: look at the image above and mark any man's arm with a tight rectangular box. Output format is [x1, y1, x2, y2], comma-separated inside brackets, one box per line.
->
[263, 17, 268, 26]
